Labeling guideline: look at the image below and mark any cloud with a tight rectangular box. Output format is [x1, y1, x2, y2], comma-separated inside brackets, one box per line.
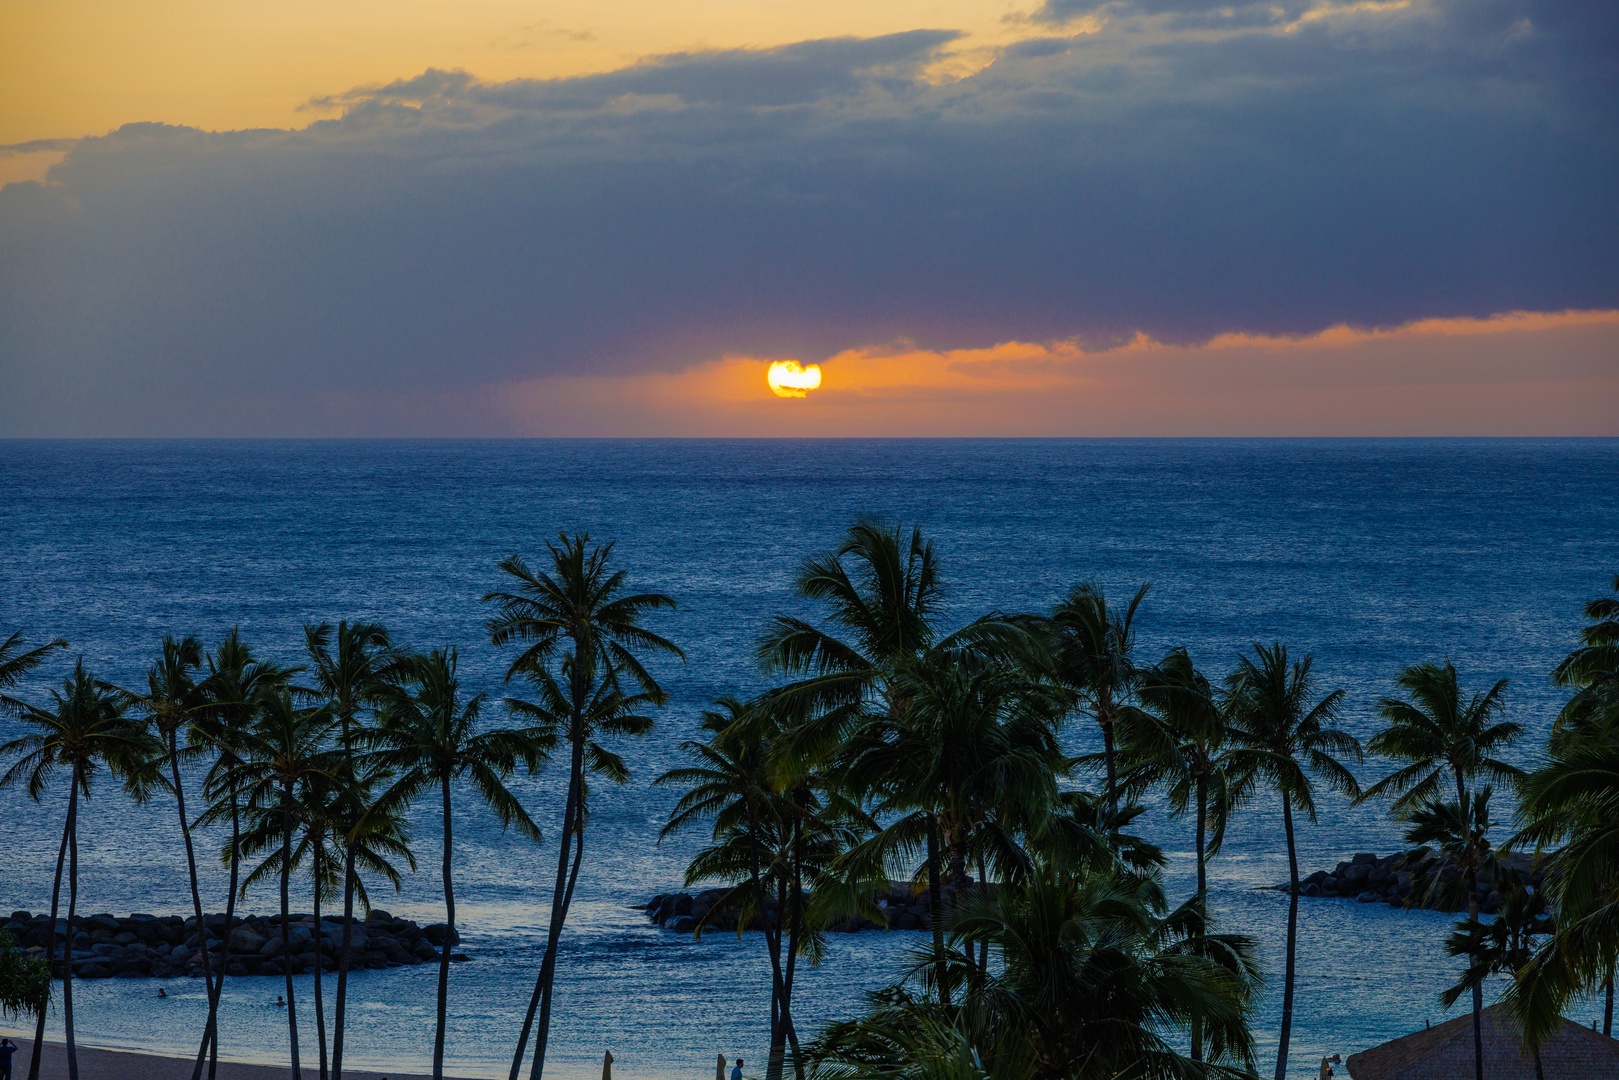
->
[0, 4, 1615, 435]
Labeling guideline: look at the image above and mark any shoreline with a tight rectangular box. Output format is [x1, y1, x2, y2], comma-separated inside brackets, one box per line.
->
[0, 1035, 468, 1080]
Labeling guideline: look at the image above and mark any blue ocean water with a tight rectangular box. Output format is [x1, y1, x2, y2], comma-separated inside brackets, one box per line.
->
[1, 439, 1616, 1079]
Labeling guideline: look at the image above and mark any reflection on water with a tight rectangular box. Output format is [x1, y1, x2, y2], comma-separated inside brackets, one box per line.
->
[2, 439, 1616, 1078]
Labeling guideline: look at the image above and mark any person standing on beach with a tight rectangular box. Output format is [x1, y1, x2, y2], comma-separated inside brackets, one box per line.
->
[731, 1058, 743, 1080]
[0, 1036, 17, 1080]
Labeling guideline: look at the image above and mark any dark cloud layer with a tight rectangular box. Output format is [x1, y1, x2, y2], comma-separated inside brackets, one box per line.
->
[1, 0, 1614, 434]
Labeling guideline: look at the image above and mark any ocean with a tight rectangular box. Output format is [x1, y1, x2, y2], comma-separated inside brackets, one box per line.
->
[2, 438, 1616, 1079]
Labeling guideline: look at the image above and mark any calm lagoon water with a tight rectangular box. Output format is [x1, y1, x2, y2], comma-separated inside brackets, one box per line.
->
[1, 439, 1616, 1079]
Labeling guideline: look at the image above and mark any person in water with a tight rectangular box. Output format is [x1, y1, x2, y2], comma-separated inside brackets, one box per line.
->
[0, 1036, 17, 1080]
[275, 995, 286, 1007]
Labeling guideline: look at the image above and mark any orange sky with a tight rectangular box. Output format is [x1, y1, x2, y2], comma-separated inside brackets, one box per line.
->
[275, 310, 1619, 437]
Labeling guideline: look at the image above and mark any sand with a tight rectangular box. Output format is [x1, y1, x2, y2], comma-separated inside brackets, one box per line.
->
[0, 1037, 467, 1080]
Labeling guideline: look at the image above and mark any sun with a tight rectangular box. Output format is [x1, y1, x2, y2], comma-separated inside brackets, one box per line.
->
[766, 360, 823, 398]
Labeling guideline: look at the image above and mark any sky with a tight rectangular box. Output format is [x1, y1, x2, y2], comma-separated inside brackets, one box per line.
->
[0, 0, 1615, 436]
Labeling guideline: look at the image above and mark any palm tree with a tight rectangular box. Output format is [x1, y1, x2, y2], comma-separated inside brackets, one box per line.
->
[1507, 721, 1619, 1049]
[128, 634, 226, 1080]
[193, 630, 295, 1080]
[0, 659, 158, 1080]
[301, 620, 393, 1080]
[1551, 574, 1619, 744]
[227, 691, 337, 1080]
[502, 655, 660, 1080]
[1223, 642, 1362, 1080]
[758, 522, 1017, 1011]
[0, 631, 67, 709]
[805, 859, 1260, 1080]
[1045, 582, 1150, 820]
[1357, 660, 1522, 1080]
[485, 531, 681, 1080]
[1117, 647, 1236, 1064]
[375, 647, 545, 1080]
[659, 698, 861, 1080]
[0, 928, 50, 1026]
[827, 644, 1066, 1007]
[1123, 648, 1235, 902]
[1443, 862, 1553, 1080]
[1404, 787, 1499, 1080]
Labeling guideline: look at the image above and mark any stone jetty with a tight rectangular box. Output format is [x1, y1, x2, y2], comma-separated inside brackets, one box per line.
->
[645, 882, 947, 934]
[1, 909, 466, 980]
[1289, 848, 1543, 915]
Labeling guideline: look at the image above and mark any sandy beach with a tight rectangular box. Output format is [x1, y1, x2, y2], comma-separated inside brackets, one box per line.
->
[2, 1038, 461, 1080]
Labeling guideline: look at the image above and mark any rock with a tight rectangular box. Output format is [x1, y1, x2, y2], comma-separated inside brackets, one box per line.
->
[76, 962, 112, 979]
[1355, 891, 1379, 903]
[667, 916, 698, 933]
[422, 924, 460, 947]
[230, 928, 267, 954]
[1301, 884, 1322, 898]
[450, 953, 471, 963]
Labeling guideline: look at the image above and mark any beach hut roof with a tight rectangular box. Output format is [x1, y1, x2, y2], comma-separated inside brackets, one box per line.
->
[1346, 1004, 1619, 1080]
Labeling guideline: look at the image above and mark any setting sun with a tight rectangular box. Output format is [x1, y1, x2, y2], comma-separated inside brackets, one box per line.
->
[766, 360, 822, 398]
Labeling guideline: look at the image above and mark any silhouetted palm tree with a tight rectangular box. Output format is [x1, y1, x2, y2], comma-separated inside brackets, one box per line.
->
[376, 647, 544, 1080]
[1508, 719, 1619, 1048]
[129, 634, 224, 1080]
[806, 859, 1259, 1080]
[1117, 647, 1236, 1063]
[1358, 660, 1521, 1080]
[1223, 643, 1361, 1080]
[1046, 582, 1150, 820]
[301, 620, 393, 1080]
[758, 522, 1012, 1010]
[486, 532, 680, 1080]
[228, 692, 337, 1080]
[0, 659, 157, 1080]
[0, 928, 50, 1026]
[0, 631, 67, 711]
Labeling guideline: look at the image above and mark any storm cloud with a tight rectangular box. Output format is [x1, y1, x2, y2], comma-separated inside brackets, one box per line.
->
[0, 0, 1614, 434]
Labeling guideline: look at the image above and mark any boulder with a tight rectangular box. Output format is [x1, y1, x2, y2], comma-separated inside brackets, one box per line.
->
[667, 916, 698, 933]
[422, 924, 460, 947]
[230, 928, 267, 954]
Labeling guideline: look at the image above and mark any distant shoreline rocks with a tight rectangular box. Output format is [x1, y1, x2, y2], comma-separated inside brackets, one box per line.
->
[1, 909, 468, 980]
[1283, 848, 1543, 915]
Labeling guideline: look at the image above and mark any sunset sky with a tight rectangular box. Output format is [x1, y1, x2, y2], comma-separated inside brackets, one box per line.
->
[1, 0, 1615, 435]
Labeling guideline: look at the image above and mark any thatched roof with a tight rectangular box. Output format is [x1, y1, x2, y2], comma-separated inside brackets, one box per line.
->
[1347, 1003, 1619, 1080]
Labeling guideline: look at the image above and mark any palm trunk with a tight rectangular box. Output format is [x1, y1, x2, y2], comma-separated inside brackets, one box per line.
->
[281, 782, 302, 1080]
[209, 793, 242, 1080]
[1192, 771, 1207, 1065]
[199, 787, 241, 1080]
[312, 845, 329, 1080]
[784, 830, 805, 1080]
[63, 770, 81, 1080]
[739, 792, 789, 1080]
[926, 812, 949, 1009]
[435, 775, 455, 1080]
[511, 747, 581, 1080]
[1605, 968, 1614, 1037]
[29, 791, 72, 1080]
[1457, 772, 1482, 1080]
[168, 733, 217, 1080]
[1100, 700, 1119, 821]
[767, 869, 789, 1080]
[332, 843, 359, 1080]
[1274, 791, 1298, 1080]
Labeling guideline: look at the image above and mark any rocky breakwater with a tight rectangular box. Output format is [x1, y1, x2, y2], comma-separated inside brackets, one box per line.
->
[1291, 848, 1543, 915]
[645, 882, 946, 934]
[1, 909, 466, 980]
